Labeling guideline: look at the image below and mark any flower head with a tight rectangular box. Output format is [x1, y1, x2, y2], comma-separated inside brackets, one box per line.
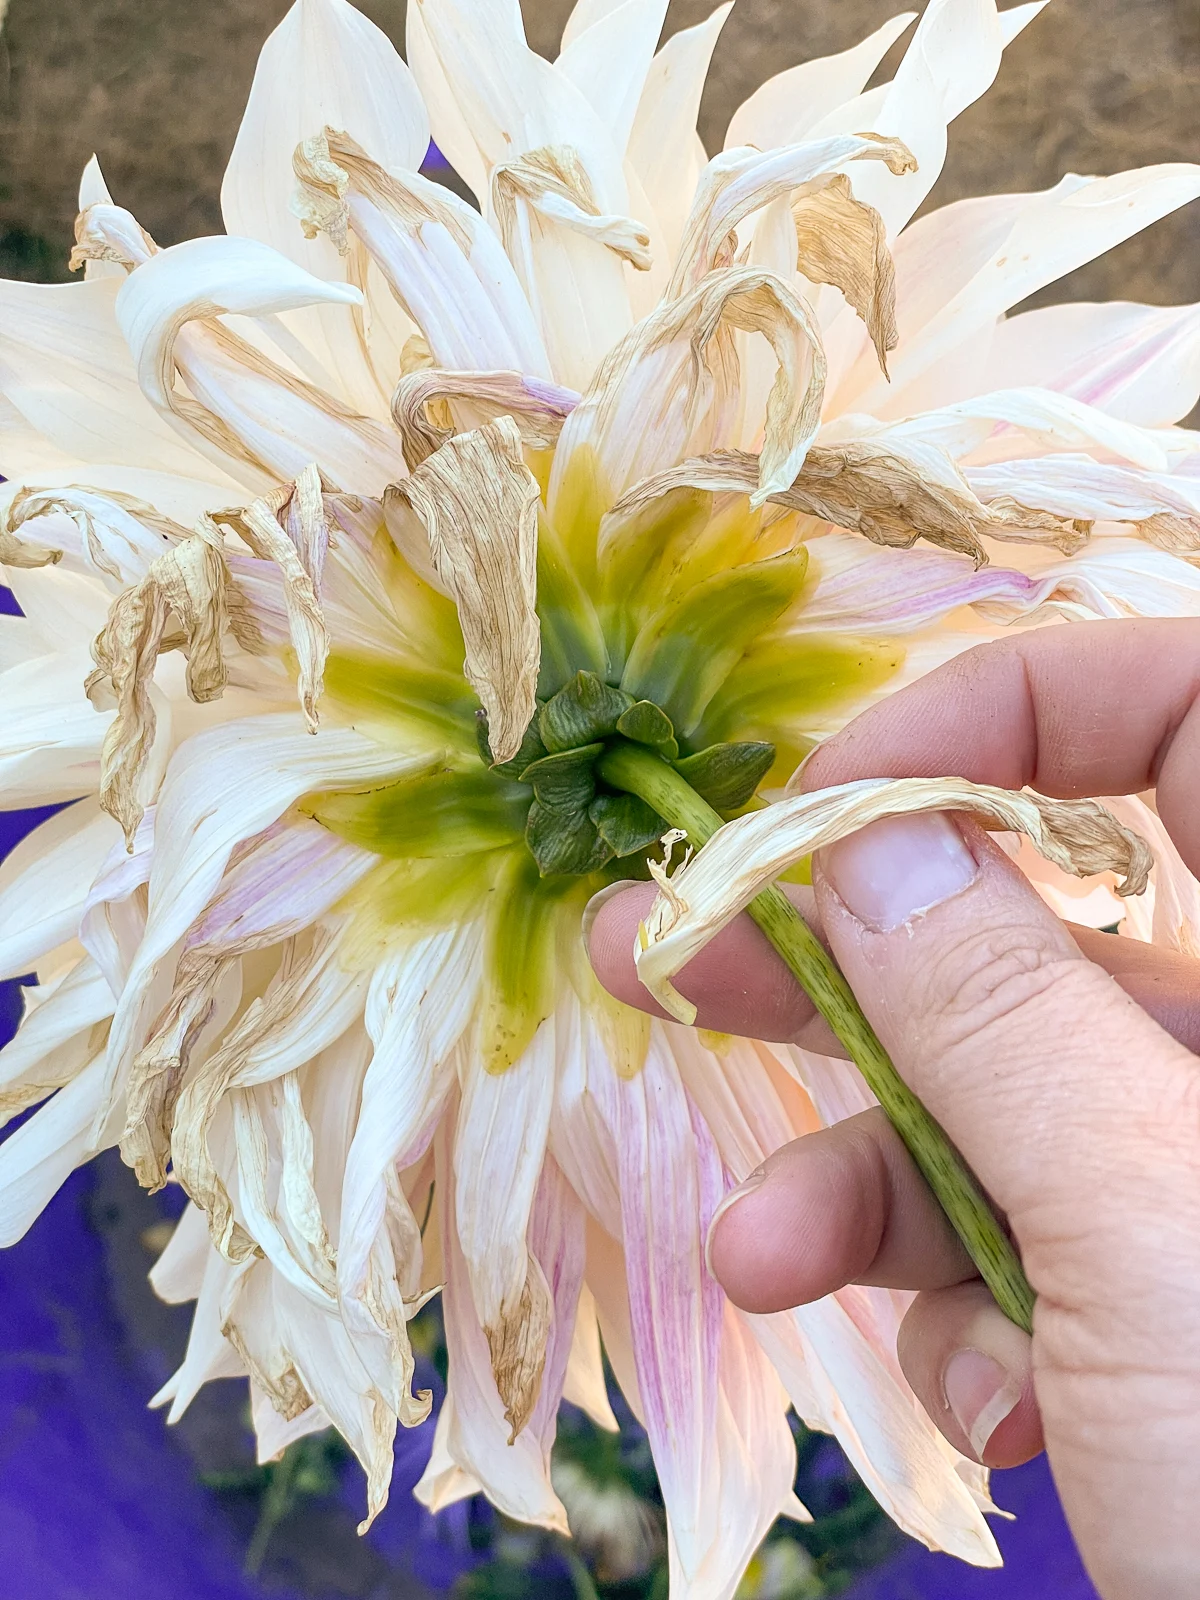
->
[2, 0, 1200, 1590]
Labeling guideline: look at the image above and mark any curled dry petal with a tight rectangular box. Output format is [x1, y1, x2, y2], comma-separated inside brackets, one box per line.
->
[611, 444, 1087, 565]
[557, 265, 827, 512]
[491, 146, 653, 272]
[70, 202, 157, 273]
[670, 132, 917, 296]
[392, 368, 580, 471]
[7, 484, 184, 585]
[792, 174, 898, 376]
[211, 464, 332, 731]
[0, 525, 62, 570]
[391, 416, 540, 765]
[636, 776, 1153, 1023]
[292, 128, 550, 377]
[88, 534, 234, 846]
[640, 777, 1158, 1017]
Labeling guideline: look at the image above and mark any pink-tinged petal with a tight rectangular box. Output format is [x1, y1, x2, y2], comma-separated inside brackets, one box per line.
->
[562, 1281, 619, 1431]
[0, 800, 122, 981]
[835, 166, 1200, 416]
[419, 1114, 569, 1532]
[337, 928, 480, 1393]
[185, 818, 375, 954]
[981, 301, 1200, 428]
[791, 530, 1057, 637]
[753, 1301, 1000, 1565]
[1104, 795, 1200, 956]
[101, 714, 423, 1127]
[527, 1154, 588, 1446]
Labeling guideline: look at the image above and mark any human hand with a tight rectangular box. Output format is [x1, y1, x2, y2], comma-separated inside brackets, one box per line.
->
[588, 619, 1200, 1600]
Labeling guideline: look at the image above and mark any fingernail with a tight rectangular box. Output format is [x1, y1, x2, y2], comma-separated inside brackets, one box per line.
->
[704, 1166, 768, 1278]
[581, 880, 638, 955]
[822, 812, 978, 933]
[943, 1348, 1022, 1461]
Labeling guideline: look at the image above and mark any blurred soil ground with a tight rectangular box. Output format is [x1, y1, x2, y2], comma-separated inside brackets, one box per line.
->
[0, 0, 1196, 309]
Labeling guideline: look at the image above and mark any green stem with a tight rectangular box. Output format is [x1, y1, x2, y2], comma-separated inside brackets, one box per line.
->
[597, 740, 1035, 1335]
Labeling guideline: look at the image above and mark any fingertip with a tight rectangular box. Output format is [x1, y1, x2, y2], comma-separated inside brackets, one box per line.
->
[899, 1282, 1044, 1470]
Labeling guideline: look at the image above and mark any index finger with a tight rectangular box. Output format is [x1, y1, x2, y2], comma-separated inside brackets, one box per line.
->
[801, 618, 1200, 876]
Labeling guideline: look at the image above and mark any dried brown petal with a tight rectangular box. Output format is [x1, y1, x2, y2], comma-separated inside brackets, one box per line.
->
[392, 369, 580, 471]
[391, 416, 540, 765]
[89, 534, 232, 845]
[492, 145, 652, 272]
[0, 526, 62, 569]
[610, 445, 1088, 566]
[215, 465, 332, 731]
[792, 174, 898, 376]
[637, 776, 1152, 1022]
[484, 1255, 552, 1442]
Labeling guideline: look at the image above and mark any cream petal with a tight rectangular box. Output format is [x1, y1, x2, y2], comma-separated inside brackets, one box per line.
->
[149, 1197, 216, 1304]
[151, 1220, 251, 1421]
[553, 265, 826, 514]
[455, 1017, 556, 1438]
[0, 801, 122, 982]
[846, 166, 1200, 417]
[561, 1281, 619, 1430]
[637, 776, 1150, 1023]
[76, 155, 125, 283]
[0, 651, 111, 807]
[292, 130, 551, 378]
[101, 714, 426, 1133]
[0, 1052, 116, 1246]
[725, 12, 917, 151]
[965, 456, 1200, 548]
[222, 0, 429, 264]
[980, 300, 1200, 428]
[626, 4, 733, 263]
[337, 928, 480, 1381]
[116, 236, 408, 493]
[405, 1, 488, 203]
[555, 0, 669, 161]
[427, 1114, 569, 1531]
[221, 0, 431, 417]
[409, 0, 642, 386]
[752, 1303, 1001, 1564]
[0, 955, 113, 1129]
[526, 1153, 589, 1446]
[838, 0, 1007, 239]
[1107, 795, 1200, 956]
[0, 278, 243, 484]
[671, 133, 916, 297]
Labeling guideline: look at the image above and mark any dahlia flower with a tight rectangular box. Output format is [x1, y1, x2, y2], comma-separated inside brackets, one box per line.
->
[2, 0, 1199, 1590]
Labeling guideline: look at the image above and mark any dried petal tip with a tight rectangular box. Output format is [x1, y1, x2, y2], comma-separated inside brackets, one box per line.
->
[0, 526, 62, 569]
[393, 416, 541, 766]
[485, 1260, 552, 1443]
[492, 146, 653, 272]
[637, 777, 1153, 1022]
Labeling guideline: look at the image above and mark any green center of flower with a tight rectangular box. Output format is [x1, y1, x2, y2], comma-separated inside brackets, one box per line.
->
[477, 670, 776, 878]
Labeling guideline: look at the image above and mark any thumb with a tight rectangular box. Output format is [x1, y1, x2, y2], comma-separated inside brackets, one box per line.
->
[813, 813, 1198, 1297]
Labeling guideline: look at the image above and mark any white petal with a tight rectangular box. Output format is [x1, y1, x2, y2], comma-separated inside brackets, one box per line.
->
[0, 278, 242, 484]
[726, 12, 917, 151]
[101, 714, 426, 1127]
[116, 236, 408, 494]
[627, 4, 734, 262]
[980, 300, 1200, 428]
[0, 955, 113, 1119]
[0, 649, 111, 807]
[0, 1052, 115, 1245]
[556, 0, 669, 160]
[847, 166, 1200, 416]
[0, 801, 122, 981]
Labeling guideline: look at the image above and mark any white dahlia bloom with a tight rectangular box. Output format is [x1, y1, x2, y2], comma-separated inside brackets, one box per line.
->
[2, 0, 1199, 1589]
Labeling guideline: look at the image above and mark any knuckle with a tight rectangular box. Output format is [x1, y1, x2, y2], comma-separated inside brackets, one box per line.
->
[908, 920, 1089, 1062]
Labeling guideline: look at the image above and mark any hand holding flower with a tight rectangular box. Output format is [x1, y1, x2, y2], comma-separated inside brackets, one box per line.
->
[590, 618, 1200, 1600]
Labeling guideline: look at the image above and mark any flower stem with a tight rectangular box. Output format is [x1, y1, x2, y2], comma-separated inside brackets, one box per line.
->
[597, 740, 1035, 1335]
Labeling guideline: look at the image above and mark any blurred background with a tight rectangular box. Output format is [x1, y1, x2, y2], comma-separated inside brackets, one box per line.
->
[0, 0, 1196, 1596]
